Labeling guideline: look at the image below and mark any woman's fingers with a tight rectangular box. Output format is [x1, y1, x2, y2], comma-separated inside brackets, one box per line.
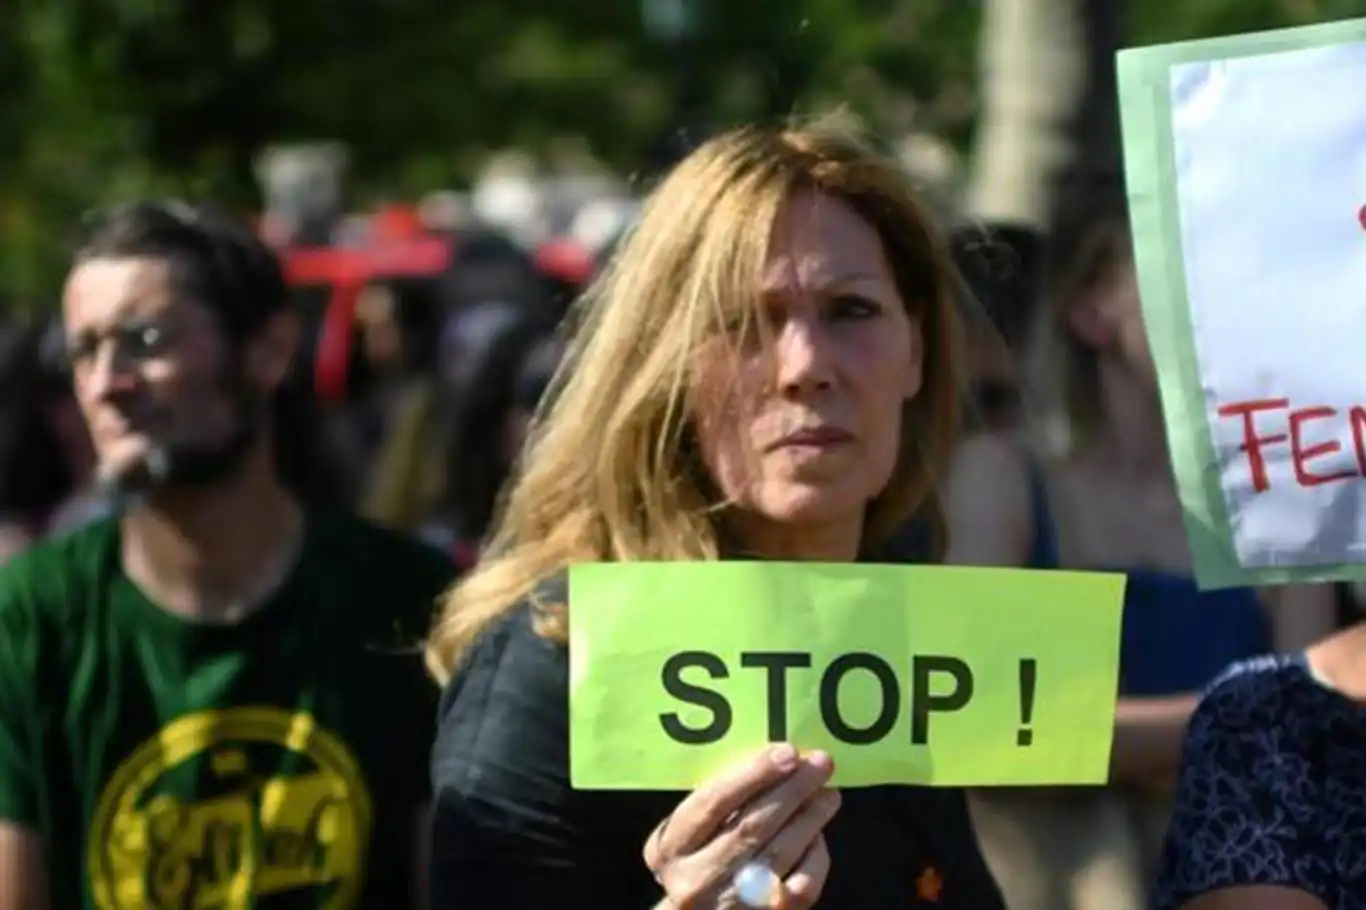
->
[782, 835, 832, 909]
[661, 754, 834, 902]
[645, 743, 802, 871]
[642, 746, 839, 910]
[695, 752, 833, 876]
[755, 788, 841, 878]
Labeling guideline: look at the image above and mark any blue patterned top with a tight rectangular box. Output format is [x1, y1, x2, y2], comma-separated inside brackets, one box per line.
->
[1156, 652, 1366, 909]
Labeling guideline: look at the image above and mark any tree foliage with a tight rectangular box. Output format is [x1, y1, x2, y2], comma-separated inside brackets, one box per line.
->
[1, 0, 1360, 308]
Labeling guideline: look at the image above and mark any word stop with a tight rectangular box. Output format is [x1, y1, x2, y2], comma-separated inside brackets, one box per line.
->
[658, 650, 979, 746]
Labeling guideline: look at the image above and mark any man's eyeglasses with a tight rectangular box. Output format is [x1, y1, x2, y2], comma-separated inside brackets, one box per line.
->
[63, 321, 175, 372]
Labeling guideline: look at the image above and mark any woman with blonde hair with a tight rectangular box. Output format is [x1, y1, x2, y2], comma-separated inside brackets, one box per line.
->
[426, 118, 1006, 909]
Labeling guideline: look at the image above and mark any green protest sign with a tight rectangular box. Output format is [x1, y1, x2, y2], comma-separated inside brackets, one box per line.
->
[568, 562, 1125, 790]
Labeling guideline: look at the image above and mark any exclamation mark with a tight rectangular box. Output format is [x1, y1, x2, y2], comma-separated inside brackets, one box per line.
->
[1017, 659, 1037, 746]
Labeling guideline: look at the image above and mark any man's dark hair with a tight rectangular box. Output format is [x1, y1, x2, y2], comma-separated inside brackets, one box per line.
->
[72, 200, 342, 503]
[74, 200, 289, 343]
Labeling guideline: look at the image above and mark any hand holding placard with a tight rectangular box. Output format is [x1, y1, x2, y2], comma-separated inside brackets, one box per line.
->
[643, 743, 837, 909]
[568, 562, 1125, 789]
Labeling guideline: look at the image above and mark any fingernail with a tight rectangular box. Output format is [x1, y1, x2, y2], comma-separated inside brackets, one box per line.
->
[806, 750, 832, 771]
[769, 743, 798, 770]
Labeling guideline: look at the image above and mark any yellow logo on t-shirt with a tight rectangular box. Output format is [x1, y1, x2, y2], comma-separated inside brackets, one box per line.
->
[87, 707, 373, 910]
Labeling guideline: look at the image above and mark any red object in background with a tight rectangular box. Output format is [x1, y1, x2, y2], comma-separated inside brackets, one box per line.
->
[283, 237, 450, 285]
[370, 204, 425, 242]
[282, 237, 452, 403]
[535, 238, 595, 287]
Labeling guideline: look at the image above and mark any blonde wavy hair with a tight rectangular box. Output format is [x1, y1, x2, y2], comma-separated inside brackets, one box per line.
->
[426, 117, 968, 683]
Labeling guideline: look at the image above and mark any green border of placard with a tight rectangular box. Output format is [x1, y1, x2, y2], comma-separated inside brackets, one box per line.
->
[1118, 16, 1366, 589]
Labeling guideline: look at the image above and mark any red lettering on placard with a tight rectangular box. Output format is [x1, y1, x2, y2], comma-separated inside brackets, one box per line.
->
[1216, 398, 1366, 493]
[1217, 399, 1290, 493]
[1288, 407, 1356, 487]
[1351, 407, 1366, 474]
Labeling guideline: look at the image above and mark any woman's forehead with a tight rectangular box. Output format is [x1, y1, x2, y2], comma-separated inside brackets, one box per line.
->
[761, 193, 891, 292]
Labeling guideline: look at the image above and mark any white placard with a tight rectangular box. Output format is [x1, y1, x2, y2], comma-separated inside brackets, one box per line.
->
[1172, 41, 1366, 568]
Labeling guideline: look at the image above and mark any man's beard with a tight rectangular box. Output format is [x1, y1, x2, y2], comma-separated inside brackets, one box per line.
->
[100, 373, 266, 503]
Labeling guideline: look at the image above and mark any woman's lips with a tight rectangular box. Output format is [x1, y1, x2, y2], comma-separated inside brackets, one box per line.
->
[769, 426, 855, 451]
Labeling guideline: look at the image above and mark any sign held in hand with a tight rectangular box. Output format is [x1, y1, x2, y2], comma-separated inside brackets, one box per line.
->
[568, 562, 1125, 790]
[1119, 17, 1366, 589]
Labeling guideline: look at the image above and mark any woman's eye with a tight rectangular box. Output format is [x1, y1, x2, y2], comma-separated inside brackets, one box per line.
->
[720, 312, 765, 343]
[828, 294, 883, 320]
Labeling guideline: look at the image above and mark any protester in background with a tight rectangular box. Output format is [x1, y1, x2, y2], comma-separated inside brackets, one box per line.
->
[947, 181, 1337, 910]
[425, 119, 1005, 909]
[358, 373, 446, 537]
[500, 332, 564, 467]
[31, 320, 109, 535]
[0, 327, 67, 562]
[271, 337, 351, 508]
[439, 224, 551, 315]
[0, 321, 102, 564]
[951, 222, 1041, 433]
[1156, 623, 1366, 909]
[355, 282, 408, 376]
[422, 309, 559, 568]
[0, 201, 453, 909]
[282, 294, 372, 506]
[330, 278, 444, 497]
[358, 302, 515, 537]
[534, 237, 596, 318]
[360, 299, 559, 565]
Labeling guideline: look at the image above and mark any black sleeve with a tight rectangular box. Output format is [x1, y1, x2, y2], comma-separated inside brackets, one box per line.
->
[934, 789, 1008, 910]
[428, 607, 664, 909]
[404, 547, 456, 808]
[365, 536, 455, 811]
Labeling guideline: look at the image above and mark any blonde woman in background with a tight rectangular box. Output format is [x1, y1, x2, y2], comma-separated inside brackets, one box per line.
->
[363, 301, 560, 570]
[946, 181, 1336, 910]
[424, 118, 1007, 909]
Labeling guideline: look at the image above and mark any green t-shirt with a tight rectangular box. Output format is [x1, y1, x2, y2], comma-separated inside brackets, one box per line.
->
[0, 509, 455, 910]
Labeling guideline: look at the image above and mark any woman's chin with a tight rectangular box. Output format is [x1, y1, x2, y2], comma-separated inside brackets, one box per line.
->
[750, 479, 870, 527]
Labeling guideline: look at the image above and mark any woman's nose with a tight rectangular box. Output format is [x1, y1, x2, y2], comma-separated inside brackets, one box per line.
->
[773, 316, 834, 395]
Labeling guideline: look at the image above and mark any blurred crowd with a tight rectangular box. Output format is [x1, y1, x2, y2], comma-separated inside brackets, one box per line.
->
[2, 2, 1361, 906]
[0, 153, 1359, 909]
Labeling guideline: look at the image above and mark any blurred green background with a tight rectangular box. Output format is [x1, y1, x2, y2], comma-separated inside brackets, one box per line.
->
[2, 0, 1363, 308]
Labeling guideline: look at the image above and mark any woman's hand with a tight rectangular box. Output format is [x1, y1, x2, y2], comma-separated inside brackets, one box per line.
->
[643, 743, 841, 909]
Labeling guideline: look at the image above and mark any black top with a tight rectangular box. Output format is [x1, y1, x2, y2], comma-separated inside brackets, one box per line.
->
[429, 580, 1007, 909]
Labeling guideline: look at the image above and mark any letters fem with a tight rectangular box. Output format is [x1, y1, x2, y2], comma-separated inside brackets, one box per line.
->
[1220, 398, 1366, 492]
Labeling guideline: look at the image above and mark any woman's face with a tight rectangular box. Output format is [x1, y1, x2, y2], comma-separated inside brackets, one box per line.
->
[1069, 254, 1155, 381]
[692, 190, 924, 549]
[356, 285, 404, 372]
[1109, 261, 1155, 379]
